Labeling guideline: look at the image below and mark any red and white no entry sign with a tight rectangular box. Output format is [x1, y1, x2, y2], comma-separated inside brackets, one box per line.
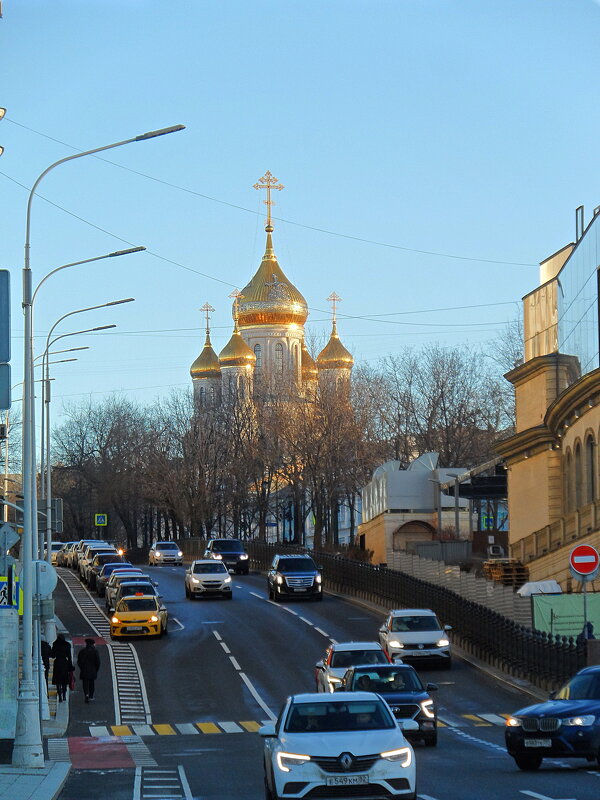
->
[569, 544, 600, 576]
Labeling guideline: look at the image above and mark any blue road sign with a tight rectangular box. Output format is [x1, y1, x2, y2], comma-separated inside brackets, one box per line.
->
[0, 364, 10, 411]
[0, 270, 9, 365]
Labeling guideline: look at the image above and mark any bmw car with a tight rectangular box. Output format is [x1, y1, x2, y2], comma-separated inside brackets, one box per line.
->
[505, 665, 600, 770]
[261, 692, 417, 799]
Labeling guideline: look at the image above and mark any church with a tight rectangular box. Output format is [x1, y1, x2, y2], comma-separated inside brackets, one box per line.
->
[190, 172, 354, 402]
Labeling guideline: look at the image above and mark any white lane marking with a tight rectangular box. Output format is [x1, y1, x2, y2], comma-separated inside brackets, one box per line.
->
[235, 585, 242, 589]
[437, 715, 466, 727]
[479, 713, 507, 725]
[220, 641, 231, 654]
[250, 591, 264, 599]
[175, 723, 199, 735]
[170, 617, 185, 631]
[89, 725, 110, 736]
[212, 630, 222, 641]
[229, 656, 241, 671]
[448, 727, 506, 752]
[314, 627, 329, 637]
[133, 767, 142, 800]
[330, 638, 338, 644]
[132, 724, 155, 736]
[299, 617, 313, 625]
[520, 793, 576, 800]
[419, 796, 443, 800]
[178, 765, 194, 800]
[239, 671, 277, 722]
[218, 721, 243, 733]
[282, 607, 298, 615]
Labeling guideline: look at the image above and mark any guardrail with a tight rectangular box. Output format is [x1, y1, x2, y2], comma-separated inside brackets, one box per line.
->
[247, 541, 587, 691]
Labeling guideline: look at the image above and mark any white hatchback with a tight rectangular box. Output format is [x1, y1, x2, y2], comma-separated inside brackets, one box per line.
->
[184, 559, 233, 600]
[261, 692, 417, 800]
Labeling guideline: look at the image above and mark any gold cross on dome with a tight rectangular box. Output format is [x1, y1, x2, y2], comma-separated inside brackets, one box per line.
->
[229, 289, 243, 324]
[253, 171, 284, 231]
[326, 292, 342, 324]
[200, 302, 215, 335]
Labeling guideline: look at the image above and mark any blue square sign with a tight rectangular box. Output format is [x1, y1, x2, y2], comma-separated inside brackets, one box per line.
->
[0, 364, 10, 411]
[0, 270, 9, 365]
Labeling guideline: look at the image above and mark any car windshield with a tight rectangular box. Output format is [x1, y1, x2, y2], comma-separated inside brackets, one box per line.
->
[104, 564, 134, 576]
[194, 562, 228, 574]
[115, 574, 145, 585]
[51, 543, 62, 551]
[156, 542, 179, 551]
[330, 650, 387, 668]
[351, 668, 423, 693]
[285, 700, 395, 733]
[96, 554, 122, 565]
[118, 598, 158, 612]
[212, 541, 243, 552]
[277, 558, 316, 573]
[120, 584, 155, 596]
[555, 673, 600, 700]
[391, 615, 441, 632]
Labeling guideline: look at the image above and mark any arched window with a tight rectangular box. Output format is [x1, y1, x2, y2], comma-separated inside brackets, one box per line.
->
[199, 386, 206, 403]
[254, 344, 262, 369]
[210, 386, 216, 403]
[575, 442, 583, 509]
[564, 450, 572, 513]
[275, 342, 284, 374]
[586, 435, 596, 503]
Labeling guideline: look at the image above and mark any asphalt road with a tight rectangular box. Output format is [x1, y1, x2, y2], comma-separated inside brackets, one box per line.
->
[53, 564, 600, 800]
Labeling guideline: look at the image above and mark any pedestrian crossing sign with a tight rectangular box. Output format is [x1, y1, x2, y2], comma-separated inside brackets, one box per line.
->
[0, 573, 23, 614]
[95, 513, 108, 526]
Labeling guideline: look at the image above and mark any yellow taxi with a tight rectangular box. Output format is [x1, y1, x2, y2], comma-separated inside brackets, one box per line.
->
[110, 593, 168, 639]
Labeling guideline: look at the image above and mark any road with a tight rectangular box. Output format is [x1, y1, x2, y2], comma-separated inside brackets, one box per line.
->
[52, 564, 600, 800]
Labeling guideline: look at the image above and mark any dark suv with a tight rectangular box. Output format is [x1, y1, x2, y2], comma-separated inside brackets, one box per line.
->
[267, 553, 322, 602]
[204, 539, 249, 575]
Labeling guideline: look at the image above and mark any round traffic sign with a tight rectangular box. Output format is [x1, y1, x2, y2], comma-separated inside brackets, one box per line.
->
[569, 544, 600, 576]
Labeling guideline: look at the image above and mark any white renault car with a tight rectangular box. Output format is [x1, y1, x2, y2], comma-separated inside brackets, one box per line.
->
[261, 692, 417, 800]
[184, 559, 233, 599]
[379, 608, 452, 669]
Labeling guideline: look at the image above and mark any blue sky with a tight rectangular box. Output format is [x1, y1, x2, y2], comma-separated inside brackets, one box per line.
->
[2, 0, 600, 426]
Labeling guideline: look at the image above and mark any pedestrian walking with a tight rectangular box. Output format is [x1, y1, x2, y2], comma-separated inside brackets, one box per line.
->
[40, 637, 52, 688]
[77, 637, 100, 703]
[50, 633, 74, 702]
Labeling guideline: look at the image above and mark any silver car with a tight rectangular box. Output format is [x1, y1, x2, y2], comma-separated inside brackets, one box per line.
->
[378, 608, 452, 669]
[184, 559, 232, 600]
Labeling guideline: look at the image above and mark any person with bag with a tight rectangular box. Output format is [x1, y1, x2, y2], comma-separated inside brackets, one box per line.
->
[50, 633, 74, 702]
[77, 637, 101, 702]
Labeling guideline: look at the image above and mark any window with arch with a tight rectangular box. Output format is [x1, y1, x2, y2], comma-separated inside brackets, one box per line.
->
[275, 342, 284, 374]
[210, 386, 216, 403]
[199, 386, 206, 403]
[575, 442, 583, 509]
[586, 435, 596, 504]
[254, 344, 262, 369]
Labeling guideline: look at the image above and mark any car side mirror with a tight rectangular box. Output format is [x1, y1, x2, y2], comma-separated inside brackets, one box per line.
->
[379, 625, 386, 633]
[315, 660, 325, 670]
[426, 683, 438, 692]
[317, 565, 324, 571]
[259, 723, 276, 737]
[444, 625, 452, 632]
[398, 719, 419, 732]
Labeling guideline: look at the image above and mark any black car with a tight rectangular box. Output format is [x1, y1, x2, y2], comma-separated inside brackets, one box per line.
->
[505, 665, 600, 770]
[267, 553, 322, 602]
[340, 663, 438, 746]
[204, 538, 249, 575]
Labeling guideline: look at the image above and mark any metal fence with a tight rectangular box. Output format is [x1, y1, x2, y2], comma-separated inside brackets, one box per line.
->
[247, 541, 587, 691]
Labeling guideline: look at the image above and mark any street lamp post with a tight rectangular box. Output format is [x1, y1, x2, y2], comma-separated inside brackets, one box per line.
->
[14, 123, 184, 768]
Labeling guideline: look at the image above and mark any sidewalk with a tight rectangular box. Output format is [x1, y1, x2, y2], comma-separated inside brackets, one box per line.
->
[0, 619, 72, 800]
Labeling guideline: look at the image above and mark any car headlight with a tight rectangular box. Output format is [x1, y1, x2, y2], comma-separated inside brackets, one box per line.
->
[505, 717, 522, 727]
[155, 552, 162, 558]
[420, 699, 435, 719]
[276, 575, 283, 585]
[239, 554, 248, 560]
[276, 752, 311, 773]
[214, 554, 223, 559]
[117, 548, 124, 556]
[388, 639, 404, 648]
[224, 576, 232, 584]
[315, 574, 322, 583]
[111, 617, 120, 624]
[437, 638, 450, 647]
[150, 615, 159, 622]
[380, 747, 412, 767]
[177, 551, 183, 557]
[563, 715, 595, 726]
[191, 577, 200, 584]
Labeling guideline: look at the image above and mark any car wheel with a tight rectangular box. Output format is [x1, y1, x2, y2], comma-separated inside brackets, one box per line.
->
[267, 585, 273, 599]
[424, 731, 437, 747]
[597, 749, 600, 768]
[226, 593, 233, 600]
[514, 754, 542, 771]
[263, 775, 277, 800]
[162, 619, 168, 635]
[313, 593, 323, 601]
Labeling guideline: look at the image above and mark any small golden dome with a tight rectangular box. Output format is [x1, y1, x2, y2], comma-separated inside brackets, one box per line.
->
[317, 322, 354, 370]
[190, 333, 221, 379]
[237, 232, 308, 328]
[219, 324, 256, 368]
[301, 342, 318, 380]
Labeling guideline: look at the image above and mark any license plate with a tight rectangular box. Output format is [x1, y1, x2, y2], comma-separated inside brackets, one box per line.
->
[292, 587, 307, 592]
[524, 739, 552, 747]
[325, 775, 368, 786]
[127, 626, 143, 632]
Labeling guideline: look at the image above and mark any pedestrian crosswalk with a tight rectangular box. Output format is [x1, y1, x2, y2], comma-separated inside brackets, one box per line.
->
[88, 713, 511, 737]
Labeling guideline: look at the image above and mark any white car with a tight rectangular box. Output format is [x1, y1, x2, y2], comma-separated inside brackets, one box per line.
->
[148, 541, 183, 566]
[378, 608, 452, 669]
[261, 692, 417, 800]
[184, 559, 233, 600]
[315, 641, 390, 693]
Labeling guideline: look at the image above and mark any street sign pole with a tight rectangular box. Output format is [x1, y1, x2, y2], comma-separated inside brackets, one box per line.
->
[569, 544, 600, 635]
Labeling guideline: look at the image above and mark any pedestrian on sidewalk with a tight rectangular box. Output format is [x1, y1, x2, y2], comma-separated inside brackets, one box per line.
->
[50, 633, 74, 702]
[40, 637, 52, 688]
[77, 637, 100, 703]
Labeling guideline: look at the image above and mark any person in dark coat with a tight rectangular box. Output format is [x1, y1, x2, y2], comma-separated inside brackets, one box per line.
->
[77, 638, 101, 702]
[40, 637, 52, 688]
[50, 633, 73, 702]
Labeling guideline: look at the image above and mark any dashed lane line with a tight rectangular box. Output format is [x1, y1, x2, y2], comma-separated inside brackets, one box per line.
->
[314, 627, 329, 637]
[220, 641, 231, 654]
[229, 655, 241, 670]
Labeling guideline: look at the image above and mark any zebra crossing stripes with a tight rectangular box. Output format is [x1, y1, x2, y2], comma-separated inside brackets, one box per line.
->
[135, 766, 192, 800]
[47, 738, 70, 762]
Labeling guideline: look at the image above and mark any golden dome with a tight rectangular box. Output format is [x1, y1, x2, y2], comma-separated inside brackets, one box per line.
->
[219, 323, 256, 368]
[301, 342, 318, 381]
[317, 321, 354, 370]
[237, 232, 309, 327]
[190, 333, 221, 379]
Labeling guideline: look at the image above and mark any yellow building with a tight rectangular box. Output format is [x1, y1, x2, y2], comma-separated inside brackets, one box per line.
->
[496, 209, 600, 589]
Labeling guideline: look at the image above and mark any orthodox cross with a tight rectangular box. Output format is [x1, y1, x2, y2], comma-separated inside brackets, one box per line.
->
[253, 171, 284, 231]
[327, 292, 342, 331]
[229, 289, 243, 325]
[200, 302, 215, 337]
